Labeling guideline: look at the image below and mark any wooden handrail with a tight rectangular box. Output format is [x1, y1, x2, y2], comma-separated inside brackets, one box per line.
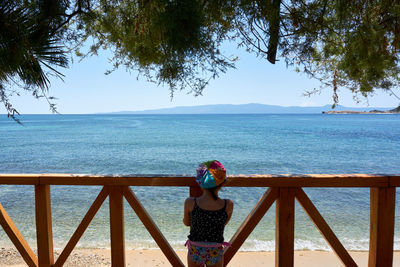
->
[0, 173, 398, 186]
[0, 174, 398, 267]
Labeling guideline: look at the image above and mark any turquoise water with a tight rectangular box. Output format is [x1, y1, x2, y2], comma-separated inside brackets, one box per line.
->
[0, 114, 399, 251]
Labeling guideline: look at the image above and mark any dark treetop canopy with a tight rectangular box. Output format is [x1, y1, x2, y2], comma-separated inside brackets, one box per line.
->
[1, 0, 400, 120]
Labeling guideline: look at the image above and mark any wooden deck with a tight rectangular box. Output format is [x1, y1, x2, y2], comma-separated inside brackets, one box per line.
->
[0, 174, 398, 267]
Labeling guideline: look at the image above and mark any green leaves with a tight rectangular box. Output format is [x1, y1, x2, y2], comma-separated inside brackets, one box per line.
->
[79, 0, 236, 96]
[0, 0, 70, 119]
[277, 0, 400, 105]
[2, 0, 400, 121]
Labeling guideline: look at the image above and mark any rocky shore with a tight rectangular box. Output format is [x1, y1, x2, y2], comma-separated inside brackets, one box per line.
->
[322, 106, 400, 114]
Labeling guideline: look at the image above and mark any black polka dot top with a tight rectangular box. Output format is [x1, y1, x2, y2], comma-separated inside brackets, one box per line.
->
[188, 198, 228, 243]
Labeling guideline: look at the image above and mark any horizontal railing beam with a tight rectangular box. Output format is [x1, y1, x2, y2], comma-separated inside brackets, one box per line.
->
[0, 174, 399, 187]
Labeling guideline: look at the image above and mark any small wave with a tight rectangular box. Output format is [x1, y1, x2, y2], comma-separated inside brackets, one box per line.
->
[6, 237, 400, 252]
[125, 237, 387, 251]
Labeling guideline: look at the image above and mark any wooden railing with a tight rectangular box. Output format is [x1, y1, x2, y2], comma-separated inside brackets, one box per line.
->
[0, 174, 399, 267]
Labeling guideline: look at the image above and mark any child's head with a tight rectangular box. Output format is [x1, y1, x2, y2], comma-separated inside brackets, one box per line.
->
[196, 160, 226, 199]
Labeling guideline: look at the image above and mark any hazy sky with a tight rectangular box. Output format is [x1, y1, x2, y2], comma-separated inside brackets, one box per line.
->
[2, 42, 399, 114]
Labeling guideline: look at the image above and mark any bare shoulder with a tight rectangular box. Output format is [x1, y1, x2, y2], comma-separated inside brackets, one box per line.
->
[185, 197, 195, 204]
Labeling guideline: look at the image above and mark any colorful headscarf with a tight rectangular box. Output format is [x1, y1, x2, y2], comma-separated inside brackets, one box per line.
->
[196, 160, 226, 189]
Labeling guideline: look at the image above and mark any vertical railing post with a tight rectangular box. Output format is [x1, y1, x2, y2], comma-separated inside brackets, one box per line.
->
[189, 185, 203, 198]
[109, 186, 125, 267]
[275, 187, 295, 267]
[35, 184, 54, 267]
[368, 186, 396, 267]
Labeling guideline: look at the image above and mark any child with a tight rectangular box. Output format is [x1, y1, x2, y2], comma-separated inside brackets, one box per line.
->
[183, 160, 234, 267]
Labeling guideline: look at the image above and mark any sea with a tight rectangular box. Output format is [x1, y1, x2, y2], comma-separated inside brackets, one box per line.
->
[0, 114, 399, 251]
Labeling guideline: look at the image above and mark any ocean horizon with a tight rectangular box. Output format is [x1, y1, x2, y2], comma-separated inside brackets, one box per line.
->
[0, 114, 399, 251]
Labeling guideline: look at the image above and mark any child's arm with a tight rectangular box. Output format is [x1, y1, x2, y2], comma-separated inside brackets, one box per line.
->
[225, 199, 234, 225]
[183, 197, 195, 226]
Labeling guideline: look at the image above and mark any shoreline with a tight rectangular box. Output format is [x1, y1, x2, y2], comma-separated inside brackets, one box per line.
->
[1, 248, 400, 266]
[322, 110, 399, 114]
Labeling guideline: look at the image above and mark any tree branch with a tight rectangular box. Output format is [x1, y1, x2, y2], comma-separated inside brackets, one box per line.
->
[267, 0, 282, 64]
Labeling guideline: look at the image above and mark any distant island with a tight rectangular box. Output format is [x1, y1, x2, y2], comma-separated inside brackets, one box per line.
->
[106, 103, 397, 114]
[322, 106, 400, 114]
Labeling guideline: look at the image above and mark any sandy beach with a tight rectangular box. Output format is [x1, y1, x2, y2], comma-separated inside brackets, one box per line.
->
[1, 248, 399, 266]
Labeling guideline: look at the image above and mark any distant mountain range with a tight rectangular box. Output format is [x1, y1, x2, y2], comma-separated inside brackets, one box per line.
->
[107, 103, 395, 114]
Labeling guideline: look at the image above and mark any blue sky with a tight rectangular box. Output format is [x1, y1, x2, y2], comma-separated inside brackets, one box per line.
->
[2, 43, 399, 114]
